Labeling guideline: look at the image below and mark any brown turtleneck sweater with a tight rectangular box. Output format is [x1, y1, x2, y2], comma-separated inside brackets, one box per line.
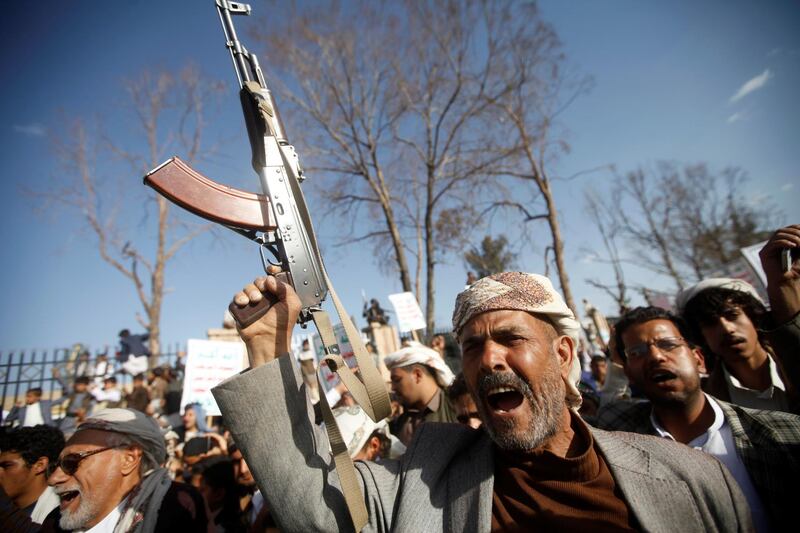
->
[491, 413, 636, 532]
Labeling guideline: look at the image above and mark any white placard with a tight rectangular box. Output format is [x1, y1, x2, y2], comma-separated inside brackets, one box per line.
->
[388, 292, 426, 332]
[740, 241, 768, 288]
[317, 323, 358, 391]
[180, 339, 246, 416]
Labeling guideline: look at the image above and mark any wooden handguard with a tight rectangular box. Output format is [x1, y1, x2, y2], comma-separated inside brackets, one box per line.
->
[143, 157, 276, 231]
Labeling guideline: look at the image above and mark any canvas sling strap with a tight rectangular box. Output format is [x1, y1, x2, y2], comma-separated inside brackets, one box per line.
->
[309, 267, 391, 532]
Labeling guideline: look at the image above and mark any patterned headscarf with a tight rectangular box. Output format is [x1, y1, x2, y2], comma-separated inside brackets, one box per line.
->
[452, 272, 582, 408]
[384, 342, 455, 389]
[675, 277, 765, 315]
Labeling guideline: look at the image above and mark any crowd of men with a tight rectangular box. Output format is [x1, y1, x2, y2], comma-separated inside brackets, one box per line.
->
[0, 223, 798, 531]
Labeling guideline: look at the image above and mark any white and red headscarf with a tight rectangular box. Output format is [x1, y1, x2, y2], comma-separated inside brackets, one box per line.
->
[452, 272, 583, 408]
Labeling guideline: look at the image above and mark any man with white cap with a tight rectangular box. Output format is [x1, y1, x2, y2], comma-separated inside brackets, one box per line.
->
[333, 405, 405, 461]
[676, 224, 800, 414]
[213, 271, 753, 531]
[384, 342, 457, 445]
[42, 407, 207, 532]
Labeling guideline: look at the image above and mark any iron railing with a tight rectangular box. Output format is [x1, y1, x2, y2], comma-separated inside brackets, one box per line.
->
[0, 344, 184, 421]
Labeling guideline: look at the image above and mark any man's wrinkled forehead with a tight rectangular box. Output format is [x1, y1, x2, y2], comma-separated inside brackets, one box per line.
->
[458, 309, 556, 343]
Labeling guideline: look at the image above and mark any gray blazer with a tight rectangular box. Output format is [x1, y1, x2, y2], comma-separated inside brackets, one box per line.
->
[213, 356, 753, 533]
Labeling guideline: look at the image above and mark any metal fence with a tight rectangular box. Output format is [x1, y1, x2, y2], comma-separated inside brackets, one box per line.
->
[0, 344, 184, 419]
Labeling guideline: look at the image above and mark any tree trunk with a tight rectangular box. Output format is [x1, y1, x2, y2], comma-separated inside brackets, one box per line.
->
[381, 199, 413, 294]
[424, 174, 436, 337]
[541, 180, 577, 317]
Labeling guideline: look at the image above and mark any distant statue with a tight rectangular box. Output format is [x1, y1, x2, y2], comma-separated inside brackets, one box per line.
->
[466, 271, 478, 286]
[363, 298, 389, 326]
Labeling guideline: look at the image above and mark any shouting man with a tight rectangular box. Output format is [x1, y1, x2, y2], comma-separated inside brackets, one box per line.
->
[213, 271, 752, 531]
[44, 408, 207, 532]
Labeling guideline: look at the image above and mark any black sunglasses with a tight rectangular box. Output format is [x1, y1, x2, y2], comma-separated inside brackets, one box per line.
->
[47, 446, 123, 477]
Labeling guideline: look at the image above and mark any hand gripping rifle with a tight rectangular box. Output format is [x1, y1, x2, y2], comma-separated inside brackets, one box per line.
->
[143, 2, 389, 529]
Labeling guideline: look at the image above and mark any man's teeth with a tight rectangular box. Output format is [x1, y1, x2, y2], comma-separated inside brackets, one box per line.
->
[488, 386, 517, 395]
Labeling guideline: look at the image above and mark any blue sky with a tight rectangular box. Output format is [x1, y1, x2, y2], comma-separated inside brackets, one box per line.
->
[1, 1, 798, 352]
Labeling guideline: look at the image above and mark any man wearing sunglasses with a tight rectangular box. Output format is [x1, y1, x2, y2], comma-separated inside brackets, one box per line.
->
[595, 306, 800, 532]
[42, 408, 208, 532]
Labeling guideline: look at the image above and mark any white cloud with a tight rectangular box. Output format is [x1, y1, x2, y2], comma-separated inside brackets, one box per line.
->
[729, 69, 772, 103]
[781, 183, 795, 192]
[767, 47, 782, 58]
[13, 123, 46, 137]
[727, 112, 743, 124]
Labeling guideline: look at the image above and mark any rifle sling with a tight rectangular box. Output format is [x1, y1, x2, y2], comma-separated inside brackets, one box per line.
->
[309, 268, 391, 532]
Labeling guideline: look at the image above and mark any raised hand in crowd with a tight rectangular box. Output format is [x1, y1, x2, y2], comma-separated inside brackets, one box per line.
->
[232, 274, 301, 367]
[759, 223, 800, 323]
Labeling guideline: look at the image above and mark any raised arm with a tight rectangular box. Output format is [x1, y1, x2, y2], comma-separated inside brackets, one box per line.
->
[212, 275, 399, 532]
[759, 224, 800, 413]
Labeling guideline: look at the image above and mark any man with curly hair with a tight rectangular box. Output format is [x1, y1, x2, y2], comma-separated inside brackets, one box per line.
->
[0, 425, 64, 523]
[676, 224, 800, 413]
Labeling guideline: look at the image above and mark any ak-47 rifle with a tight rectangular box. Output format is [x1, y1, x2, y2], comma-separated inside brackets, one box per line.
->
[143, 2, 389, 530]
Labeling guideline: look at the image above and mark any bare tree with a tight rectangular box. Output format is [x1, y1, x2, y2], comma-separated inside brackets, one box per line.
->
[583, 188, 629, 314]
[614, 166, 687, 290]
[607, 162, 778, 290]
[253, 3, 415, 295]
[464, 235, 517, 279]
[659, 163, 776, 279]
[255, 1, 556, 334]
[394, 0, 524, 334]
[42, 66, 222, 363]
[484, 2, 590, 316]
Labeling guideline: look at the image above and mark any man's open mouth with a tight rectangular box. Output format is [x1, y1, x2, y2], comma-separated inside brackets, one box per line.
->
[58, 490, 80, 509]
[724, 337, 746, 348]
[649, 370, 677, 383]
[486, 386, 524, 412]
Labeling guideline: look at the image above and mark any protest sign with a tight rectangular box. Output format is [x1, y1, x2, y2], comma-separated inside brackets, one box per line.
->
[388, 292, 426, 332]
[180, 339, 246, 416]
[740, 241, 768, 288]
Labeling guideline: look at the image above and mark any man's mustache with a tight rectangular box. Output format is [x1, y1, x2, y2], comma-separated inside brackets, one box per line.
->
[477, 371, 532, 399]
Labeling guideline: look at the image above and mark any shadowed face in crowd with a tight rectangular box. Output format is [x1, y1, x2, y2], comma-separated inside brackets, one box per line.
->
[698, 304, 760, 364]
[183, 407, 197, 430]
[230, 448, 255, 488]
[622, 319, 706, 406]
[459, 310, 570, 451]
[389, 365, 435, 410]
[453, 393, 482, 429]
[25, 391, 42, 405]
[590, 357, 607, 384]
[0, 451, 44, 504]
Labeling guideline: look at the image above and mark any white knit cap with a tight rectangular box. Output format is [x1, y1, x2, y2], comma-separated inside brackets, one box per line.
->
[675, 277, 764, 315]
[383, 342, 455, 389]
[333, 405, 406, 459]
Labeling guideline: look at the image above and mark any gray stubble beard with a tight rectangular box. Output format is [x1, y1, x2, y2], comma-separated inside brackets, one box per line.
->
[476, 356, 565, 452]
